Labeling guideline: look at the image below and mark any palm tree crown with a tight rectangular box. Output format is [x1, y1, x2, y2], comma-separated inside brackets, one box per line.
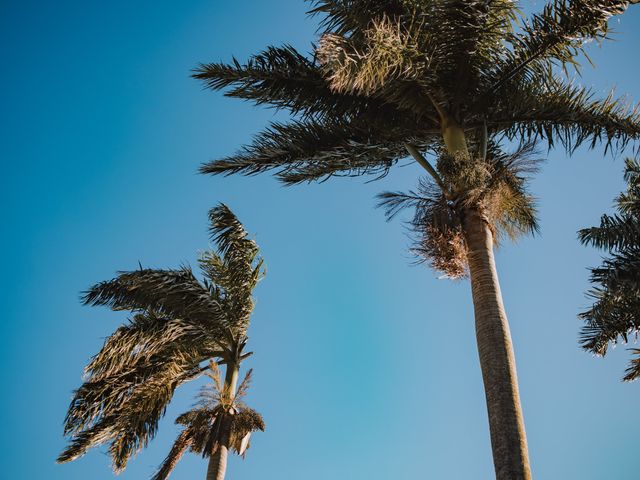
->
[579, 158, 640, 381]
[58, 204, 265, 477]
[194, 0, 639, 186]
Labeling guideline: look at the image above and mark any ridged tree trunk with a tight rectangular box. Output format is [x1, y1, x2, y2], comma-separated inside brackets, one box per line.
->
[206, 361, 239, 480]
[462, 207, 532, 480]
[206, 444, 229, 480]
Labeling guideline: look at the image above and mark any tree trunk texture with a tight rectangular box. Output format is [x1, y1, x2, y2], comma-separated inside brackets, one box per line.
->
[205, 361, 239, 480]
[462, 208, 532, 480]
[206, 445, 229, 480]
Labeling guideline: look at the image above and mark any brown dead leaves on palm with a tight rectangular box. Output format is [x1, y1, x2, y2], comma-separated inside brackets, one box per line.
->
[152, 361, 265, 480]
[379, 143, 540, 278]
[317, 14, 429, 95]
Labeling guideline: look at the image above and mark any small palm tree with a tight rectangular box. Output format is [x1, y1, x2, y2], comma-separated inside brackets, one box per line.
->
[153, 360, 264, 480]
[193, 1, 640, 478]
[57, 204, 265, 480]
[579, 158, 640, 382]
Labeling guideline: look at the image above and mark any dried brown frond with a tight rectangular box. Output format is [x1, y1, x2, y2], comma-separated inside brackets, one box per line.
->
[151, 429, 193, 480]
[415, 224, 468, 279]
[229, 408, 266, 457]
[317, 15, 427, 95]
[235, 369, 253, 400]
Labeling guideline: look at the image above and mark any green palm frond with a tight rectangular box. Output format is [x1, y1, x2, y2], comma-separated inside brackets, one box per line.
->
[429, 0, 518, 113]
[83, 267, 224, 328]
[579, 215, 640, 250]
[193, 45, 397, 119]
[200, 118, 433, 185]
[60, 344, 210, 465]
[489, 80, 640, 152]
[491, 0, 630, 92]
[580, 159, 640, 249]
[308, 0, 408, 37]
[623, 350, 640, 382]
[579, 158, 640, 381]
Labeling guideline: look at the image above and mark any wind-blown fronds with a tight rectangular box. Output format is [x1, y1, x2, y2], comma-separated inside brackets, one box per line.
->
[579, 158, 640, 380]
[83, 267, 224, 329]
[151, 430, 192, 480]
[59, 206, 265, 474]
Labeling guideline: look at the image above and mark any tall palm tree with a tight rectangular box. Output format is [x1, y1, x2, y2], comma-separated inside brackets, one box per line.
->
[57, 204, 265, 480]
[193, 1, 640, 478]
[579, 158, 640, 382]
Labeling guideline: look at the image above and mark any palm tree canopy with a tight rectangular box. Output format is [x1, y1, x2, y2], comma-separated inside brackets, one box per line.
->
[579, 158, 640, 381]
[58, 204, 265, 472]
[152, 362, 265, 480]
[195, 0, 640, 185]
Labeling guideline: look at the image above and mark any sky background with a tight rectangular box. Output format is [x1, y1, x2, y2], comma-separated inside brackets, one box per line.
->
[2, 1, 639, 479]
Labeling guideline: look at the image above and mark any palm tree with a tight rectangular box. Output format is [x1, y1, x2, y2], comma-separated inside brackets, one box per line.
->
[193, 1, 640, 478]
[579, 158, 640, 382]
[57, 204, 265, 480]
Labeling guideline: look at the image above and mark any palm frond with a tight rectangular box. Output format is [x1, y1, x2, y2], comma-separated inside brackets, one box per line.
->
[200, 118, 427, 185]
[317, 15, 429, 95]
[307, 0, 407, 36]
[83, 312, 214, 385]
[623, 350, 640, 382]
[193, 45, 398, 119]
[378, 177, 467, 278]
[431, 0, 518, 114]
[580, 157, 640, 381]
[579, 215, 640, 250]
[490, 0, 631, 92]
[151, 429, 193, 480]
[60, 351, 209, 470]
[491, 80, 640, 152]
[83, 267, 224, 329]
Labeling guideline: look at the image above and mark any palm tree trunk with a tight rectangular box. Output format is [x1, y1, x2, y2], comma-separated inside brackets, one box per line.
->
[205, 361, 239, 480]
[462, 208, 532, 480]
[206, 444, 229, 480]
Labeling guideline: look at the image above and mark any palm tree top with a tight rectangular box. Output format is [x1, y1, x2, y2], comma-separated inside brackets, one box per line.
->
[194, 0, 640, 185]
[58, 204, 265, 473]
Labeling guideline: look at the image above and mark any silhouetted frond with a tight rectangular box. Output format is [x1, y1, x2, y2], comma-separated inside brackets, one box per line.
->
[491, 0, 631, 92]
[200, 118, 432, 185]
[490, 80, 640, 153]
[83, 267, 224, 329]
[580, 158, 640, 381]
[193, 45, 400, 119]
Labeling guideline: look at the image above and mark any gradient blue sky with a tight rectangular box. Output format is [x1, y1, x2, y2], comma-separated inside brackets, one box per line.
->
[2, 2, 639, 479]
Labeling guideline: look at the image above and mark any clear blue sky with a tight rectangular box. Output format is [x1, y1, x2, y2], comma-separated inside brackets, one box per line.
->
[1, 2, 639, 479]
